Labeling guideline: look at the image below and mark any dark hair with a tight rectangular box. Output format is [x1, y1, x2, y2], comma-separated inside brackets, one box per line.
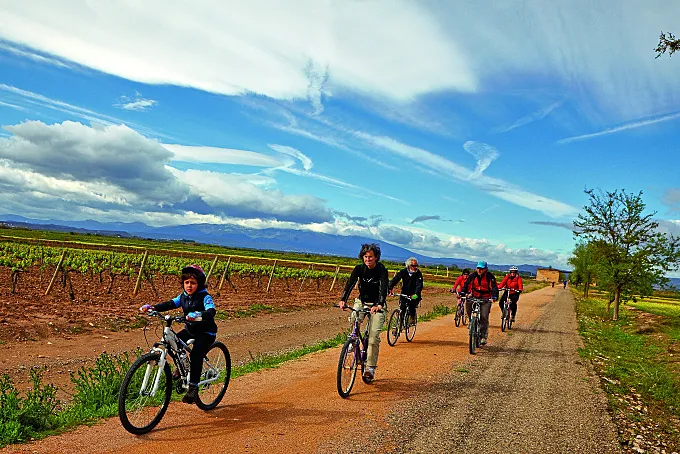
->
[462, 268, 471, 275]
[358, 243, 381, 261]
[181, 264, 207, 290]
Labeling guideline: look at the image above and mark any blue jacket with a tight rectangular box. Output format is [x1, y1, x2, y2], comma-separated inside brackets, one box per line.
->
[154, 288, 217, 335]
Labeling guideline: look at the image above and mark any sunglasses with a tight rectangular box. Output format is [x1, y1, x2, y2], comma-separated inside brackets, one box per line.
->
[410, 264, 419, 267]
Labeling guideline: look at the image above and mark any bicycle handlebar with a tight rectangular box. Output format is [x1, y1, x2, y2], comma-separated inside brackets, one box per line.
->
[388, 293, 417, 299]
[334, 305, 383, 314]
[144, 310, 192, 323]
[499, 288, 521, 293]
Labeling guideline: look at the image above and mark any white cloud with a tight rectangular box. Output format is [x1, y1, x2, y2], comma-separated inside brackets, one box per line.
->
[115, 97, 158, 111]
[268, 144, 313, 171]
[0, 120, 333, 224]
[355, 131, 579, 218]
[463, 141, 499, 179]
[557, 111, 680, 144]
[0, 1, 476, 107]
[0, 100, 27, 111]
[164, 144, 285, 167]
[493, 99, 565, 134]
[0, 40, 73, 68]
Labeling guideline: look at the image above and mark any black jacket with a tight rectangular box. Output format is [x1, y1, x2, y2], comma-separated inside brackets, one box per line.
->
[388, 268, 423, 302]
[340, 262, 389, 307]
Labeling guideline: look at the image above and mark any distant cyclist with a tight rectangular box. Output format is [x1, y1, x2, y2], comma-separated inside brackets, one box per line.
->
[388, 257, 423, 325]
[461, 261, 498, 345]
[498, 265, 523, 322]
[451, 268, 470, 295]
[338, 243, 388, 382]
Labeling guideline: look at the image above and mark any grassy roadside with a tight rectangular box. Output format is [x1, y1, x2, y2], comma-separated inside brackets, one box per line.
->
[0, 302, 455, 448]
[574, 292, 680, 451]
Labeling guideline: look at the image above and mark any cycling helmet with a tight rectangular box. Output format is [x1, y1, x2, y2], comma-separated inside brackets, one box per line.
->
[509, 266, 518, 272]
[476, 261, 488, 269]
[181, 264, 206, 289]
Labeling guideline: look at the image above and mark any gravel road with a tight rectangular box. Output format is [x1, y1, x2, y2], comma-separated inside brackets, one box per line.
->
[373, 289, 622, 454]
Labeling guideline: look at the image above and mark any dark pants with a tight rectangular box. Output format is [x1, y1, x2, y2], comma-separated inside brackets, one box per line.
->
[466, 298, 492, 339]
[178, 329, 216, 386]
[400, 296, 419, 318]
[499, 292, 520, 318]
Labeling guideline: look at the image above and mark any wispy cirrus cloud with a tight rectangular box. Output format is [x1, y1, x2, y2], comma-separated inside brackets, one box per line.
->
[557, 111, 680, 145]
[114, 93, 158, 111]
[493, 99, 564, 134]
[0, 40, 73, 69]
[410, 215, 464, 224]
[0, 100, 27, 112]
[463, 141, 499, 179]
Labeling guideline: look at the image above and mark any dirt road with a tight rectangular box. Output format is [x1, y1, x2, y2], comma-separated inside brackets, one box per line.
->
[4, 286, 621, 453]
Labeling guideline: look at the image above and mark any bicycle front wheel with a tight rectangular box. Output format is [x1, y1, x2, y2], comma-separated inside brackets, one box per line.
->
[387, 309, 401, 346]
[118, 352, 172, 435]
[501, 308, 508, 332]
[196, 341, 231, 411]
[454, 309, 461, 327]
[508, 315, 514, 330]
[337, 338, 359, 398]
[468, 317, 477, 355]
[405, 313, 416, 342]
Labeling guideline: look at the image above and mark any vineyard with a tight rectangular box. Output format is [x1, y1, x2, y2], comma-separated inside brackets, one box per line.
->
[0, 239, 453, 343]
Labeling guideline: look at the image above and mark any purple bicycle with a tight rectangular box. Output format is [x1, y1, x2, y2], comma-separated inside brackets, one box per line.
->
[335, 305, 382, 398]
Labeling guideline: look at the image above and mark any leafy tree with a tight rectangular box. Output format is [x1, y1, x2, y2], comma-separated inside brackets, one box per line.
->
[568, 242, 598, 298]
[573, 189, 680, 320]
[655, 31, 680, 58]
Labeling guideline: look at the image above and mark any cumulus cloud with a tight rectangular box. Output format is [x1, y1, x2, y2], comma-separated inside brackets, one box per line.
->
[378, 226, 414, 245]
[0, 120, 333, 224]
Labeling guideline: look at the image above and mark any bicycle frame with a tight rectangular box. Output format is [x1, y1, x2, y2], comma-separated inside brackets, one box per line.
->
[143, 312, 219, 396]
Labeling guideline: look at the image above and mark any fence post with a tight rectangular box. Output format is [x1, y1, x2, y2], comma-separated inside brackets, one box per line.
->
[45, 250, 66, 296]
[329, 266, 340, 292]
[298, 264, 312, 292]
[266, 260, 277, 293]
[218, 257, 232, 290]
[133, 250, 149, 295]
[206, 255, 219, 282]
[446, 266, 449, 277]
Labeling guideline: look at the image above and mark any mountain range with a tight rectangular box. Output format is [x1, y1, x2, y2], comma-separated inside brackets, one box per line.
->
[0, 214, 552, 274]
[1, 215, 677, 289]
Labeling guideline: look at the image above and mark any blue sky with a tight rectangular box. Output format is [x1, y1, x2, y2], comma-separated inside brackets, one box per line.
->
[0, 1, 678, 272]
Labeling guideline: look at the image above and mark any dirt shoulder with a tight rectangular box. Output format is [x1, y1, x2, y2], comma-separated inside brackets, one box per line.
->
[3, 286, 622, 453]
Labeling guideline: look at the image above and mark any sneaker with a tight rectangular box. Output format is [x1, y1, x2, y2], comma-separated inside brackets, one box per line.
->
[480, 337, 487, 345]
[182, 385, 198, 404]
[363, 367, 375, 381]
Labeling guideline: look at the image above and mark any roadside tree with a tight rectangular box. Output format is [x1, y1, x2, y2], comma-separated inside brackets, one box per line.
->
[568, 242, 598, 298]
[573, 189, 680, 320]
[656, 31, 680, 57]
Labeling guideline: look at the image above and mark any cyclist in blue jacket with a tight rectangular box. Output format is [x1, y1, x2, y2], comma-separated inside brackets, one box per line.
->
[140, 264, 217, 404]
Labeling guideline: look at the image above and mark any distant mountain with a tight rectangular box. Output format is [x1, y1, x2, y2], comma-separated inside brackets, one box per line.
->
[2, 215, 553, 275]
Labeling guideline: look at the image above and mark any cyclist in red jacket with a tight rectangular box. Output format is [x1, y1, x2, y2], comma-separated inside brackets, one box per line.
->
[461, 261, 498, 345]
[451, 268, 470, 294]
[498, 265, 523, 322]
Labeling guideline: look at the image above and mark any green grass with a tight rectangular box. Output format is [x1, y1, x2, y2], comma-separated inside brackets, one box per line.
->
[576, 295, 680, 447]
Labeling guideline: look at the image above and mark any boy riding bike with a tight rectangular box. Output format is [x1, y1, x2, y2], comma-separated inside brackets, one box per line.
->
[338, 243, 388, 382]
[498, 265, 523, 322]
[451, 268, 470, 319]
[461, 261, 498, 346]
[388, 257, 423, 325]
[140, 264, 217, 404]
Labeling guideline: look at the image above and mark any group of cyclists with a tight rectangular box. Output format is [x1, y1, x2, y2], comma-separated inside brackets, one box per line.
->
[337, 243, 524, 381]
[138, 243, 525, 396]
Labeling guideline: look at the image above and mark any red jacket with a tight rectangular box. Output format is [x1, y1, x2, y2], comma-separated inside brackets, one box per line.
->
[499, 274, 523, 291]
[462, 271, 499, 299]
[452, 274, 467, 293]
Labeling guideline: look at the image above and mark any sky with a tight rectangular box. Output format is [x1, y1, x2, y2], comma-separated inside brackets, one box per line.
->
[0, 1, 679, 273]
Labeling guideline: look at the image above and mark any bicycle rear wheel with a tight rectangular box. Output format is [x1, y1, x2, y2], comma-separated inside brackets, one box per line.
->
[468, 317, 477, 355]
[337, 338, 359, 398]
[405, 312, 416, 342]
[387, 309, 401, 346]
[196, 341, 231, 410]
[118, 352, 172, 434]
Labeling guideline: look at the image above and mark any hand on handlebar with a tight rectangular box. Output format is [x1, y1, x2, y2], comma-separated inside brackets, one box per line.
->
[370, 305, 383, 314]
[186, 311, 201, 321]
[140, 304, 153, 313]
[338, 301, 347, 310]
